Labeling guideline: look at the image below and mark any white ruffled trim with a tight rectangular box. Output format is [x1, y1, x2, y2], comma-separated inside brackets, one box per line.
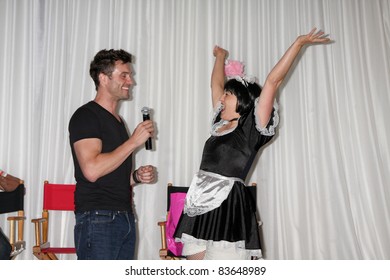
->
[177, 233, 262, 259]
[210, 101, 239, 136]
[227, 75, 256, 87]
[254, 97, 279, 136]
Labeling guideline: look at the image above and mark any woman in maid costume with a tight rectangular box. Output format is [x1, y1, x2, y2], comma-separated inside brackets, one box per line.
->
[174, 28, 331, 260]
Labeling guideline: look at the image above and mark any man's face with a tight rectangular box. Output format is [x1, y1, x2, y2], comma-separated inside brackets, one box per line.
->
[106, 60, 134, 100]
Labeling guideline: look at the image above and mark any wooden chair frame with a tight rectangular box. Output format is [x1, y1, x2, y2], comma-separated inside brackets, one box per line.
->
[31, 180, 76, 260]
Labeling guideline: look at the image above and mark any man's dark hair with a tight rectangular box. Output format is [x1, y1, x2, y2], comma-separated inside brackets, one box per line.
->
[89, 49, 132, 90]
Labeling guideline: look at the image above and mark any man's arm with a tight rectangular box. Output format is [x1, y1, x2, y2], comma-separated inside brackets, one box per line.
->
[73, 119, 154, 183]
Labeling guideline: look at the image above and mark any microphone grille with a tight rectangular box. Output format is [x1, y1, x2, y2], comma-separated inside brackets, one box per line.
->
[141, 107, 150, 114]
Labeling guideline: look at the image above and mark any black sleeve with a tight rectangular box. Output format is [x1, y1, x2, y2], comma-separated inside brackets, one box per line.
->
[69, 106, 101, 144]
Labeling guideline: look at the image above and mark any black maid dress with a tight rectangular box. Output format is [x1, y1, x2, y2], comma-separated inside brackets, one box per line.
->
[174, 99, 279, 257]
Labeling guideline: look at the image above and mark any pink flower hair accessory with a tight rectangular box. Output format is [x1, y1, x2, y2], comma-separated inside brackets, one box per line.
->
[224, 59, 256, 87]
[224, 60, 245, 77]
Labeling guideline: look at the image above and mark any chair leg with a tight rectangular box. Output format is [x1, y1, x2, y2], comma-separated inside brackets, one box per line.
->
[33, 247, 47, 260]
[47, 253, 58, 260]
[33, 250, 58, 260]
[33, 253, 44, 260]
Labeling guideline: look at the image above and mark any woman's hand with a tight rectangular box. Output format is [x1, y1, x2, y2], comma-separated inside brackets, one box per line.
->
[213, 45, 228, 59]
[296, 28, 331, 46]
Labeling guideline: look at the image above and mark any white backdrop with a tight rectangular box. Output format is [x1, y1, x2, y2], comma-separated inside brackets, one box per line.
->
[0, 0, 389, 260]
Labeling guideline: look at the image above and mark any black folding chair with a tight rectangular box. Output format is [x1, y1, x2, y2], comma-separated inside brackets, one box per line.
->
[0, 183, 26, 259]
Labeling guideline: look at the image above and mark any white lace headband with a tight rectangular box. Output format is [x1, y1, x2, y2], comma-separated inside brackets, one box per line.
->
[224, 59, 256, 87]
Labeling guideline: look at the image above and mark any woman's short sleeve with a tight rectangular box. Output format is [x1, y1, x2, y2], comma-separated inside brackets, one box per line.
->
[254, 98, 279, 136]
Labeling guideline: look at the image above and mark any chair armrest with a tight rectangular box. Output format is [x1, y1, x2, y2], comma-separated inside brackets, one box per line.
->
[6, 215, 25, 245]
[31, 217, 47, 223]
[7, 216, 26, 221]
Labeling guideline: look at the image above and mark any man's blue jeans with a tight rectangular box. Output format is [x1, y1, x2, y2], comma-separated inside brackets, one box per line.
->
[74, 210, 136, 260]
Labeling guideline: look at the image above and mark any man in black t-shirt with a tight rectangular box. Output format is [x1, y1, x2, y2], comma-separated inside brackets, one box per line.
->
[68, 49, 155, 260]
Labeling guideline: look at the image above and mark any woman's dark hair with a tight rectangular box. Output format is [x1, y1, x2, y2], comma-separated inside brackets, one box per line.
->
[89, 49, 133, 90]
[224, 79, 262, 115]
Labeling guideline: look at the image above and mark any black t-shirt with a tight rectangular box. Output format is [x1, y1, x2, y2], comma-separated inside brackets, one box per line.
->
[68, 101, 132, 211]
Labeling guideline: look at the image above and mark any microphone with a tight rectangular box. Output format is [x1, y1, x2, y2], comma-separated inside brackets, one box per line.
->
[141, 107, 152, 150]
